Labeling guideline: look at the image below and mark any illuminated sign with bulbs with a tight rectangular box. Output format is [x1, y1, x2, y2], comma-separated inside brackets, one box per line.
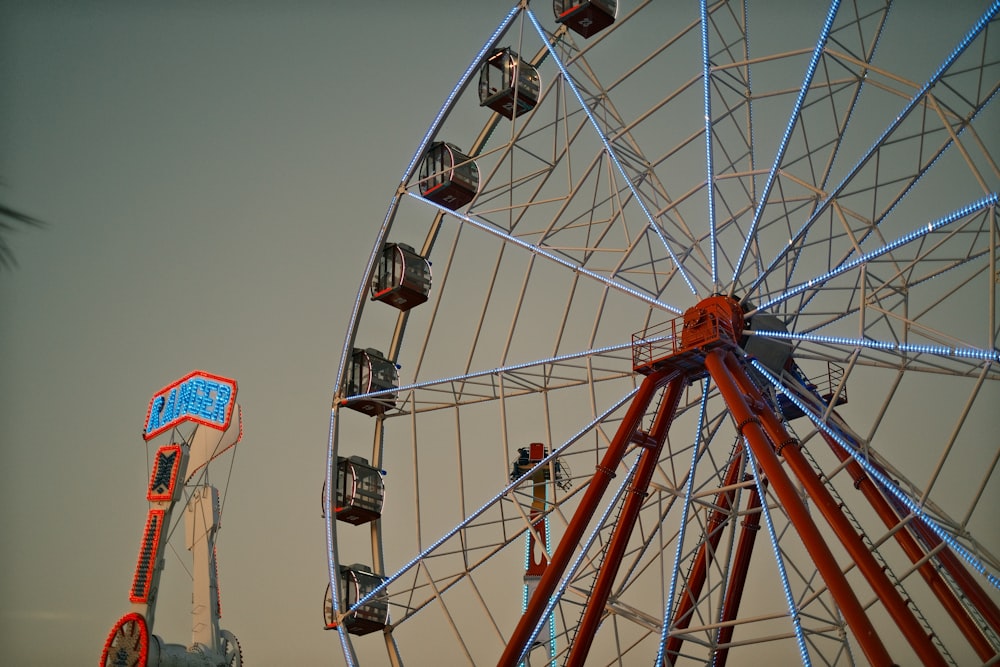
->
[147, 444, 183, 502]
[143, 370, 238, 440]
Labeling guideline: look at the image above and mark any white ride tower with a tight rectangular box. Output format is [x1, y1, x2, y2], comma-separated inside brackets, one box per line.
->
[101, 370, 243, 667]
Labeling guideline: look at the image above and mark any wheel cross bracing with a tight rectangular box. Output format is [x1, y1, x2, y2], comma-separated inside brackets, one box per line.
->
[327, 2, 1000, 665]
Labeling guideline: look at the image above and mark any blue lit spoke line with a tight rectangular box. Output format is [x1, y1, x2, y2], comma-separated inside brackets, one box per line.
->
[408, 192, 684, 314]
[749, 330, 1000, 364]
[517, 454, 646, 666]
[730, 0, 842, 289]
[700, 0, 719, 290]
[522, 8, 699, 298]
[744, 0, 1000, 298]
[656, 381, 711, 667]
[742, 439, 813, 666]
[325, 10, 521, 663]
[748, 358, 1000, 592]
[344, 337, 658, 403]
[344, 387, 642, 618]
[752, 193, 999, 314]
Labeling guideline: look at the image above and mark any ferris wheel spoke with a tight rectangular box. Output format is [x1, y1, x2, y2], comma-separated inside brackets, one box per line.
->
[525, 7, 700, 297]
[742, 441, 813, 667]
[752, 193, 998, 313]
[342, 387, 645, 626]
[749, 329, 1000, 376]
[657, 381, 710, 666]
[341, 338, 637, 414]
[699, 0, 719, 289]
[749, 358, 1000, 592]
[409, 191, 683, 313]
[730, 0, 842, 288]
[744, 1, 1000, 298]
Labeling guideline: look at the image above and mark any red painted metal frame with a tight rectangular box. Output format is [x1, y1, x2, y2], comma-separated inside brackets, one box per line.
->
[499, 295, 997, 664]
[565, 379, 686, 666]
[705, 349, 896, 666]
[712, 478, 762, 667]
[723, 353, 947, 666]
[497, 368, 678, 666]
[820, 428, 999, 661]
[661, 450, 748, 664]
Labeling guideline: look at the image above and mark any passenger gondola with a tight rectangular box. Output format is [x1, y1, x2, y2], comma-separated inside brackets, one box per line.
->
[419, 141, 479, 210]
[343, 347, 397, 416]
[330, 456, 384, 525]
[371, 242, 432, 311]
[478, 47, 540, 119]
[324, 565, 390, 635]
[554, 0, 617, 38]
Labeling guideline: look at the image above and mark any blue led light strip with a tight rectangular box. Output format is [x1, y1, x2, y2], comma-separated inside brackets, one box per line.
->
[520, 521, 558, 665]
[344, 387, 642, 617]
[743, 440, 813, 666]
[326, 9, 521, 664]
[750, 329, 1000, 364]
[730, 0, 842, 288]
[409, 192, 684, 314]
[748, 358, 1000, 591]
[518, 454, 645, 665]
[744, 0, 1000, 297]
[754, 193, 998, 313]
[346, 336, 641, 402]
[523, 8, 699, 297]
[700, 0, 719, 289]
[656, 382, 711, 667]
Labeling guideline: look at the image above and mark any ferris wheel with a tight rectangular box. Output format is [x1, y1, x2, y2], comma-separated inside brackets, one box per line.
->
[325, 2, 1000, 665]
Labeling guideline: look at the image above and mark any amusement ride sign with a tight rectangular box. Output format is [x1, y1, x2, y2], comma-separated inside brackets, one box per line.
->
[142, 370, 238, 440]
[101, 370, 244, 667]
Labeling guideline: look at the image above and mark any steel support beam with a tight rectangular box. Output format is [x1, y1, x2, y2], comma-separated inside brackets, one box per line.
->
[497, 369, 677, 667]
[712, 478, 763, 667]
[565, 378, 686, 666]
[662, 452, 747, 665]
[705, 348, 895, 667]
[821, 428, 999, 661]
[724, 353, 946, 666]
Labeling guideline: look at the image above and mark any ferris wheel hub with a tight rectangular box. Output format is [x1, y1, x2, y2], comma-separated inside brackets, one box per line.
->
[681, 295, 745, 351]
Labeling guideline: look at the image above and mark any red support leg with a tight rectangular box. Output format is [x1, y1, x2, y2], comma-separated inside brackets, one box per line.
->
[705, 349, 895, 667]
[820, 429, 999, 661]
[712, 477, 763, 667]
[497, 369, 677, 667]
[661, 452, 747, 665]
[723, 354, 947, 666]
[888, 492, 1000, 639]
[564, 379, 686, 667]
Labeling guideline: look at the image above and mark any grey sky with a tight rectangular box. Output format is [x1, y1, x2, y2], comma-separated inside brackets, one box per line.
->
[0, 2, 501, 663]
